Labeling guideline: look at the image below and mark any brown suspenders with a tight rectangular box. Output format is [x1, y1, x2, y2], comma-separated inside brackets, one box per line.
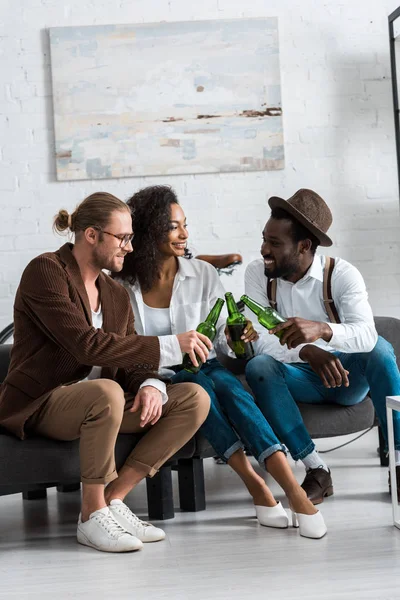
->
[266, 257, 341, 324]
[322, 256, 341, 324]
[266, 278, 277, 311]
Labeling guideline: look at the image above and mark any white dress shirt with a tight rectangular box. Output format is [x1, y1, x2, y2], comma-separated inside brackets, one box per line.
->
[120, 257, 232, 376]
[82, 305, 169, 405]
[244, 255, 378, 363]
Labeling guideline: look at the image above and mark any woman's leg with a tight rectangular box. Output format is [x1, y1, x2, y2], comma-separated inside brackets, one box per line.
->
[204, 360, 286, 467]
[204, 360, 317, 515]
[228, 448, 277, 507]
[172, 368, 277, 506]
[171, 368, 243, 461]
[265, 452, 317, 516]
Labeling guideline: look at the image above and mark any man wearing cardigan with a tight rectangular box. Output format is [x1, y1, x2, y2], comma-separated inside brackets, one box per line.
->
[0, 192, 210, 553]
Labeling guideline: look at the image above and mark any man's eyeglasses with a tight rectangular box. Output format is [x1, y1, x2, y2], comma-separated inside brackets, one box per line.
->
[101, 230, 134, 248]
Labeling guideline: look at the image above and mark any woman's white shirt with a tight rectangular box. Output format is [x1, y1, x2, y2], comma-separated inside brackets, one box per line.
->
[120, 258, 232, 371]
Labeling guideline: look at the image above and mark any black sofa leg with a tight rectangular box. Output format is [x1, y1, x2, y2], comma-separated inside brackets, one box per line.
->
[146, 466, 175, 521]
[23, 488, 47, 500]
[379, 425, 389, 467]
[177, 458, 206, 512]
[57, 483, 81, 493]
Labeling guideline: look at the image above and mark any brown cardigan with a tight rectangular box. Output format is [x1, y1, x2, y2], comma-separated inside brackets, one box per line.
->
[0, 243, 161, 439]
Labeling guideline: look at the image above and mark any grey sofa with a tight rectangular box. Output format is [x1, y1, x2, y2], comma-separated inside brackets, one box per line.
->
[0, 316, 396, 519]
[0, 343, 201, 520]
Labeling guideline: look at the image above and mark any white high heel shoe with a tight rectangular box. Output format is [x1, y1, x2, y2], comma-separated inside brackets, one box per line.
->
[291, 509, 327, 539]
[255, 502, 289, 529]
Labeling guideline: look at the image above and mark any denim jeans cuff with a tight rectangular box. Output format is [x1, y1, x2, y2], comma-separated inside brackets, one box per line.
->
[223, 440, 245, 462]
[291, 441, 316, 462]
[258, 444, 287, 469]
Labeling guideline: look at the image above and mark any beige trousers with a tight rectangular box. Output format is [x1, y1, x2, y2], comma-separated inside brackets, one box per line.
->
[28, 379, 210, 485]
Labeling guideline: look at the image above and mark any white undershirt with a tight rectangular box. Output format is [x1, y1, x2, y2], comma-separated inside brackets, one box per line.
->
[86, 305, 103, 381]
[143, 304, 175, 378]
[143, 304, 172, 336]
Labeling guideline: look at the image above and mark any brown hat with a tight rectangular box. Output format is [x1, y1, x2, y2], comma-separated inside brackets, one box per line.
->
[268, 188, 333, 247]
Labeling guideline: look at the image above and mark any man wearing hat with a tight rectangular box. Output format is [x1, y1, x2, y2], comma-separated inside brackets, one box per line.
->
[244, 188, 400, 503]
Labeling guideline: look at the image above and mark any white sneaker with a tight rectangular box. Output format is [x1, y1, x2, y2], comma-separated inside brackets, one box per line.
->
[109, 499, 166, 542]
[77, 507, 143, 552]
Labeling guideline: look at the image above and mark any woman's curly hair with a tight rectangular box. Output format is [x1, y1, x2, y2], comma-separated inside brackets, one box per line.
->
[117, 185, 192, 292]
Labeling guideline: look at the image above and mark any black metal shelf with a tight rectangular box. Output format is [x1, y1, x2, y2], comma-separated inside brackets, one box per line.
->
[389, 8, 400, 199]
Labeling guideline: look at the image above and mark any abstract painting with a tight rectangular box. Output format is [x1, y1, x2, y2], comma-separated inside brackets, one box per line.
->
[49, 18, 284, 181]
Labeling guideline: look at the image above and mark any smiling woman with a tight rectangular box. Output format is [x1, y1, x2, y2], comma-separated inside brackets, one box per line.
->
[118, 185, 192, 292]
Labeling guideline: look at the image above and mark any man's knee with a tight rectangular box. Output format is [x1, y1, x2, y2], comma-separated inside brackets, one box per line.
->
[367, 336, 396, 365]
[245, 354, 283, 382]
[87, 379, 125, 422]
[187, 382, 211, 420]
[170, 382, 211, 425]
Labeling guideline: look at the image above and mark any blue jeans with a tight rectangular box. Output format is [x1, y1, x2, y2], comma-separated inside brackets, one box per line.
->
[171, 358, 285, 468]
[245, 336, 400, 461]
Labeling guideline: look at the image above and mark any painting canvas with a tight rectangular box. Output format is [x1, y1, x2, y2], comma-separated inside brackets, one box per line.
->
[49, 18, 284, 181]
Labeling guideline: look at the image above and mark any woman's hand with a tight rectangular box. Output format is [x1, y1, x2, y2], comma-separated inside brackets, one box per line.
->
[177, 331, 213, 367]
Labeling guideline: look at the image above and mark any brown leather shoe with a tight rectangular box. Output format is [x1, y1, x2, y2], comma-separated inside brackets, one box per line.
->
[301, 468, 333, 505]
[388, 466, 400, 502]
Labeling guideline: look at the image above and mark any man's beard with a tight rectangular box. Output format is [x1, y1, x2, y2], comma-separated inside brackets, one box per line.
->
[93, 248, 123, 272]
[263, 254, 300, 280]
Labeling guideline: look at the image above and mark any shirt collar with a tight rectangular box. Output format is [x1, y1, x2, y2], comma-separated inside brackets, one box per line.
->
[280, 254, 323, 286]
[176, 256, 197, 280]
[302, 254, 324, 283]
[129, 256, 196, 292]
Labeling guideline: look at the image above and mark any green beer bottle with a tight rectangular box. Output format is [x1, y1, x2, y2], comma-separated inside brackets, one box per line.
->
[225, 292, 255, 360]
[240, 295, 286, 339]
[182, 298, 225, 374]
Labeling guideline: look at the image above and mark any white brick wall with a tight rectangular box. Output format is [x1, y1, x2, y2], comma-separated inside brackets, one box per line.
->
[0, 0, 400, 331]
